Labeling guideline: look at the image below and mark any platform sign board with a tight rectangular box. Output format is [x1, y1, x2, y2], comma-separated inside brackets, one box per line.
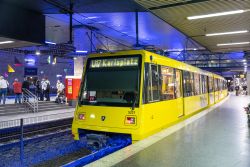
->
[90, 57, 139, 68]
[24, 67, 37, 76]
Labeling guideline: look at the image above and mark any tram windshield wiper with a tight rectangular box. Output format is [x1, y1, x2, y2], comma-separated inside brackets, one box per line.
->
[132, 92, 137, 110]
[123, 92, 137, 110]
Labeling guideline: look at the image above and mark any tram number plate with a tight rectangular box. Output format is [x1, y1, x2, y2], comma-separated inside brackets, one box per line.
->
[128, 110, 135, 115]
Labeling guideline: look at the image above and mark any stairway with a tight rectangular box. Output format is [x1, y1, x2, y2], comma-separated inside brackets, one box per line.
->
[0, 101, 74, 116]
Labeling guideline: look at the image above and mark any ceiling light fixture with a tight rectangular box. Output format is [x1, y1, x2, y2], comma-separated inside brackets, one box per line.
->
[45, 41, 56, 45]
[217, 42, 250, 46]
[85, 16, 98, 20]
[35, 50, 41, 55]
[0, 41, 14, 44]
[187, 10, 245, 20]
[206, 30, 248, 36]
[76, 50, 88, 53]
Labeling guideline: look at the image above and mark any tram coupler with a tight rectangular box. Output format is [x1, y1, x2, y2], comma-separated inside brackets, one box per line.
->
[86, 134, 109, 150]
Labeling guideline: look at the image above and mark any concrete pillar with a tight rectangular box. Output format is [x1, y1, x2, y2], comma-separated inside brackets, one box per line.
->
[74, 57, 86, 77]
[247, 72, 250, 95]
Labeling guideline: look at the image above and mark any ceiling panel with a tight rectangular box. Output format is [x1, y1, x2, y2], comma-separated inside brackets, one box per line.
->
[135, 0, 250, 52]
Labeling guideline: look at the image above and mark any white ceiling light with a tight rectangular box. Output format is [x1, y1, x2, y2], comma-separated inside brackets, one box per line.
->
[206, 30, 248, 36]
[217, 42, 250, 46]
[84, 16, 98, 20]
[0, 41, 14, 44]
[187, 10, 245, 20]
[35, 50, 41, 55]
[76, 50, 88, 53]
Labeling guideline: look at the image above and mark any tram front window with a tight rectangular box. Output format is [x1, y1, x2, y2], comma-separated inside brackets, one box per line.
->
[80, 56, 140, 107]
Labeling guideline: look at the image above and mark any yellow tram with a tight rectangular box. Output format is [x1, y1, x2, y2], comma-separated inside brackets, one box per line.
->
[72, 50, 228, 142]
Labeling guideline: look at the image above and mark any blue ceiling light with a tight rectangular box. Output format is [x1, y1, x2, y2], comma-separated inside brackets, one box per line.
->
[45, 41, 56, 45]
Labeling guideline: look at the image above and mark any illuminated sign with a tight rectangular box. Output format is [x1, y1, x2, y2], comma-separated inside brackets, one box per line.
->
[68, 79, 73, 94]
[90, 57, 139, 68]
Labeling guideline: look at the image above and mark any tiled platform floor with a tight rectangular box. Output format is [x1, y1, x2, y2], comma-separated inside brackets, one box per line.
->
[114, 95, 250, 167]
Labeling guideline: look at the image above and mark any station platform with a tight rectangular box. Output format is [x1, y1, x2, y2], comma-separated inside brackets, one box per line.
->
[87, 94, 250, 167]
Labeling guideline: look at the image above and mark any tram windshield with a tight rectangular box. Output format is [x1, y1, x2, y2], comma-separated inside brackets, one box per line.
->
[80, 56, 141, 107]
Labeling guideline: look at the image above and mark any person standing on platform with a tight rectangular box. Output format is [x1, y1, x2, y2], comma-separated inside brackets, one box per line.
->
[13, 78, 22, 104]
[41, 78, 46, 101]
[22, 77, 30, 102]
[35, 79, 41, 100]
[0, 76, 9, 105]
[44, 78, 50, 101]
[235, 85, 240, 96]
[56, 80, 65, 96]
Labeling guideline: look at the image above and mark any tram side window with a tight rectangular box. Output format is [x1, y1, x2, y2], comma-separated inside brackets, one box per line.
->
[219, 79, 223, 91]
[151, 65, 160, 101]
[161, 66, 175, 100]
[145, 64, 160, 103]
[175, 69, 182, 98]
[208, 77, 214, 93]
[183, 71, 194, 97]
[194, 73, 200, 95]
[218, 79, 221, 91]
[214, 79, 218, 91]
[200, 75, 208, 94]
[224, 80, 227, 90]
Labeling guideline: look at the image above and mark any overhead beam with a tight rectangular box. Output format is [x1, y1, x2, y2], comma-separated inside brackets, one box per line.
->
[149, 0, 210, 10]
[135, 10, 139, 47]
[69, 0, 74, 44]
[43, 0, 72, 13]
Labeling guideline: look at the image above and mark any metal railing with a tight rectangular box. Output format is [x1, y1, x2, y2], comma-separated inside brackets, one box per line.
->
[22, 88, 38, 113]
[0, 111, 74, 129]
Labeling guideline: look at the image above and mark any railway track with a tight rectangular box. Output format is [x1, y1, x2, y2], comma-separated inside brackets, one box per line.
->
[0, 118, 73, 144]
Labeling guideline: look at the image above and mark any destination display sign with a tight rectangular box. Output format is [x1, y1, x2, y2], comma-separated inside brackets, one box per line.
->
[90, 57, 139, 68]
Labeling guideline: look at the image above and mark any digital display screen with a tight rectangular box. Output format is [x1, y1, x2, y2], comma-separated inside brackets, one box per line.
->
[90, 57, 139, 68]
[24, 67, 37, 76]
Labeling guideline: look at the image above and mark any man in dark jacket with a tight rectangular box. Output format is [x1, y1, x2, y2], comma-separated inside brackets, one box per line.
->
[22, 77, 30, 102]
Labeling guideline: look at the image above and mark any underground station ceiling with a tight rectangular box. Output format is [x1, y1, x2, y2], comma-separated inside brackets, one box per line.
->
[135, 0, 250, 53]
[0, 0, 249, 75]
